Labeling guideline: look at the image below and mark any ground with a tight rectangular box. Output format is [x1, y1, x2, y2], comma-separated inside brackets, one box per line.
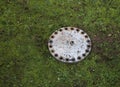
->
[0, 0, 120, 87]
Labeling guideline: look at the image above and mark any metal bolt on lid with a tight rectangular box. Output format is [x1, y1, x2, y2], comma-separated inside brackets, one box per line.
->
[48, 27, 92, 63]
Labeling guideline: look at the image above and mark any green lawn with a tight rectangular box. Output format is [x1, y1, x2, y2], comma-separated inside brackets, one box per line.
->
[0, 0, 120, 87]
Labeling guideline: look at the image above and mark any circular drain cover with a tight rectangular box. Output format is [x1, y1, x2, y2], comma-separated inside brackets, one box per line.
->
[48, 27, 92, 63]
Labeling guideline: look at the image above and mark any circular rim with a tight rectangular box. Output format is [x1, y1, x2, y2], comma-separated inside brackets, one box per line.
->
[48, 27, 92, 63]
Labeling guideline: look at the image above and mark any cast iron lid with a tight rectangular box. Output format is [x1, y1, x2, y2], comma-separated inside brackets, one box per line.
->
[48, 27, 91, 63]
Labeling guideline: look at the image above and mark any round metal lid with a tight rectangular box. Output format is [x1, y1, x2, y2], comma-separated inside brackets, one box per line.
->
[48, 27, 92, 63]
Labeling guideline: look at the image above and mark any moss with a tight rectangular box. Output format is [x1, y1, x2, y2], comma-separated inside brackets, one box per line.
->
[0, 0, 120, 87]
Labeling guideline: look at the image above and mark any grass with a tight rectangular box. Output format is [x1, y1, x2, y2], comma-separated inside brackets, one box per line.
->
[0, 0, 120, 87]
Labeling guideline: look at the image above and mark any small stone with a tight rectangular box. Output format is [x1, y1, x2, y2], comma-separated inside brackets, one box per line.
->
[108, 34, 112, 37]
[57, 77, 60, 80]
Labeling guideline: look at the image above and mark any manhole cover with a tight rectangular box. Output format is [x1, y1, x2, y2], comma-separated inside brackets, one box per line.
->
[48, 27, 92, 63]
